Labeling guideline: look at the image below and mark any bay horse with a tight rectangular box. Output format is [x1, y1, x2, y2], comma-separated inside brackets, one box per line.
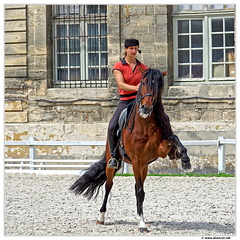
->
[69, 68, 191, 232]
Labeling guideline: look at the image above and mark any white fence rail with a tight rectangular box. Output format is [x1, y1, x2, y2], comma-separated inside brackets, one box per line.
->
[5, 136, 235, 174]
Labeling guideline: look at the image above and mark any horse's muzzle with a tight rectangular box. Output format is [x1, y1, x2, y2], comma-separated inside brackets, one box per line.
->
[138, 104, 153, 118]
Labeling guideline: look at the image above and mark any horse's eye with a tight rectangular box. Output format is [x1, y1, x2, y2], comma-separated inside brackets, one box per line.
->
[142, 82, 145, 86]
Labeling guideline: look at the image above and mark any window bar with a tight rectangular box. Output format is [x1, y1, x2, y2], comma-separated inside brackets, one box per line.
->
[94, 6, 97, 88]
[89, 8, 91, 88]
[74, 5, 77, 88]
[79, 5, 82, 87]
[99, 5, 102, 87]
[88, 5, 90, 87]
[189, 20, 192, 78]
[97, 6, 100, 87]
[94, 6, 97, 87]
[104, 6, 107, 87]
[55, 8, 57, 84]
[76, 5, 79, 87]
[103, 5, 107, 87]
[61, 5, 64, 86]
[67, 5, 70, 87]
[73, 4, 77, 88]
[95, 5, 101, 87]
[88, 5, 92, 88]
[223, 18, 226, 78]
[63, 5, 66, 88]
[58, 6, 62, 85]
[84, 5, 87, 87]
[53, 6, 56, 85]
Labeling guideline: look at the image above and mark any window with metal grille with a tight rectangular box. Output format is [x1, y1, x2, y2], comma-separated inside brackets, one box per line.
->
[51, 5, 108, 88]
[173, 4, 235, 84]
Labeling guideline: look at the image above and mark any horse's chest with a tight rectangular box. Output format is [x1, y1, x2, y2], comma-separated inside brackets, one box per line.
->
[135, 126, 160, 140]
[130, 128, 160, 148]
[123, 124, 161, 156]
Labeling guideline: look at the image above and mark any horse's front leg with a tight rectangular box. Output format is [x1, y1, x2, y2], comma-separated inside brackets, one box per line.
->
[133, 165, 148, 232]
[168, 135, 191, 170]
[97, 168, 115, 224]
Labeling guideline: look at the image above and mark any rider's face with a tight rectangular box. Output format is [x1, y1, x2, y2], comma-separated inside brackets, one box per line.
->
[125, 46, 139, 57]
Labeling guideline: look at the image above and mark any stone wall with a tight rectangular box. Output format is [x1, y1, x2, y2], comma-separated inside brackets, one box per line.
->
[165, 85, 235, 138]
[107, 5, 172, 96]
[4, 5, 235, 173]
[5, 5, 28, 123]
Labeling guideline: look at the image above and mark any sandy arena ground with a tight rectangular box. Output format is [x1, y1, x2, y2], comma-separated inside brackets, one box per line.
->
[4, 173, 235, 236]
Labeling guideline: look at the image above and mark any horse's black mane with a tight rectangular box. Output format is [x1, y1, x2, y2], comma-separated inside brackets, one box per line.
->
[137, 68, 173, 138]
[142, 68, 164, 99]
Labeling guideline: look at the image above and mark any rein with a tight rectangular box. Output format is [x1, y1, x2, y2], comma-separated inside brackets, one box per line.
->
[126, 93, 154, 132]
[137, 93, 153, 103]
[137, 93, 155, 108]
[126, 102, 137, 132]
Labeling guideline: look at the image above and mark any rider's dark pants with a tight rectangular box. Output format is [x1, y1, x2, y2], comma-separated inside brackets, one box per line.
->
[108, 99, 135, 137]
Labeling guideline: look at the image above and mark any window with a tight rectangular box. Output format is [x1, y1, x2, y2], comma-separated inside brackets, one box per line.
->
[211, 18, 235, 78]
[51, 5, 108, 88]
[173, 5, 235, 84]
[177, 19, 204, 79]
[176, 4, 235, 11]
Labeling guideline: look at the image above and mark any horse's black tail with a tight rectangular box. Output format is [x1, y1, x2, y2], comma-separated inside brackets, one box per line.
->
[69, 152, 107, 200]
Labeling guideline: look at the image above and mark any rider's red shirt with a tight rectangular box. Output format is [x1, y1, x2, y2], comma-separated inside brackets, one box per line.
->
[113, 58, 148, 100]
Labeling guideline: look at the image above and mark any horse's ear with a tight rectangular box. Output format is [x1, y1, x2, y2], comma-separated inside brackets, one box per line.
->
[162, 71, 167, 76]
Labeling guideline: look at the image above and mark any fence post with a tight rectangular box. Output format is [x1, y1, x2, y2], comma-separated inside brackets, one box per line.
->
[218, 136, 226, 174]
[29, 137, 36, 170]
[123, 162, 129, 174]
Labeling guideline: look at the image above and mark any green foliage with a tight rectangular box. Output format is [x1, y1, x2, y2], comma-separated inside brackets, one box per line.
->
[116, 173, 234, 177]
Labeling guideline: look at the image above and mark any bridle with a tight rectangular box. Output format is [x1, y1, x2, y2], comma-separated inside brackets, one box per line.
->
[138, 93, 154, 108]
[137, 81, 156, 119]
[138, 93, 154, 102]
[129, 68, 164, 122]
[137, 69, 156, 107]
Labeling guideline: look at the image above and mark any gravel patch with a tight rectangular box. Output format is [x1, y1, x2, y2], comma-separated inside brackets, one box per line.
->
[4, 173, 235, 236]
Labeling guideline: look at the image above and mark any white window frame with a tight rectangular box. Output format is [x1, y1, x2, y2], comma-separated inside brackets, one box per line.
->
[173, 17, 206, 83]
[173, 5, 235, 85]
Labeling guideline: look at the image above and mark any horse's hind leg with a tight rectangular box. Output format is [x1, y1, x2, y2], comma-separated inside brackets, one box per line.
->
[168, 135, 191, 170]
[97, 168, 115, 224]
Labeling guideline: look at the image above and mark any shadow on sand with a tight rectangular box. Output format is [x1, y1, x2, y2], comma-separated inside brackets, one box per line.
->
[104, 219, 235, 235]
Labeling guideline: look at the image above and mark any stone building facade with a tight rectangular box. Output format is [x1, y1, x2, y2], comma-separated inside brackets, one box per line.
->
[5, 5, 235, 173]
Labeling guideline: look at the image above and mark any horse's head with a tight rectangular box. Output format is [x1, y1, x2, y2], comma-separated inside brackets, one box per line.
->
[137, 68, 166, 118]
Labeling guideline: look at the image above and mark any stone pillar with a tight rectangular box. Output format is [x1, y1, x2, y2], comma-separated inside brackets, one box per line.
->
[107, 5, 121, 98]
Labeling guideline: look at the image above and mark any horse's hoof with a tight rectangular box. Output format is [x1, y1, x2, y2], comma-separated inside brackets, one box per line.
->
[138, 227, 148, 233]
[96, 220, 104, 225]
[182, 161, 191, 170]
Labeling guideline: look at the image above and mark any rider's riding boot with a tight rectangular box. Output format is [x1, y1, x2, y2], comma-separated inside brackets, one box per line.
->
[108, 134, 120, 169]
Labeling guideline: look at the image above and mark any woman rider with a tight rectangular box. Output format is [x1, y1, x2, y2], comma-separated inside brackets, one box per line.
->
[107, 38, 147, 169]
[107, 38, 178, 169]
